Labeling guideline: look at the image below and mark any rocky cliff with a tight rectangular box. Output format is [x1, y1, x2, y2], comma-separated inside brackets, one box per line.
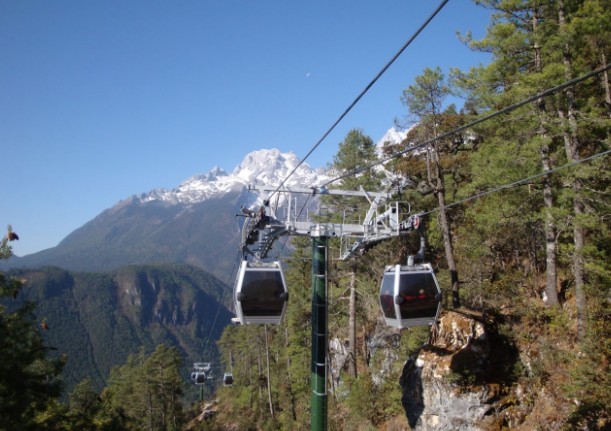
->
[400, 310, 528, 430]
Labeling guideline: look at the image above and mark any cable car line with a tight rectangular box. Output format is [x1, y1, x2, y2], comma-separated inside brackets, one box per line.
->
[265, 0, 452, 203]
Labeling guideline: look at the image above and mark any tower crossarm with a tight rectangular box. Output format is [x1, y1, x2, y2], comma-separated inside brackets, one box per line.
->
[240, 184, 418, 260]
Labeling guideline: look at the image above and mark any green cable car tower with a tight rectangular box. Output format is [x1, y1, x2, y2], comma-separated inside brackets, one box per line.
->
[234, 185, 420, 431]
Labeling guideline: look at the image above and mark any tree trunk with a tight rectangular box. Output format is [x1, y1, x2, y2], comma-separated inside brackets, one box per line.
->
[558, 0, 587, 337]
[435, 169, 460, 308]
[248, 353, 254, 409]
[540, 144, 559, 306]
[171, 390, 178, 431]
[348, 270, 357, 378]
[427, 129, 459, 308]
[257, 346, 263, 415]
[600, 50, 611, 119]
[284, 327, 297, 421]
[159, 363, 166, 431]
[147, 389, 154, 431]
[533, 9, 560, 306]
[264, 325, 275, 418]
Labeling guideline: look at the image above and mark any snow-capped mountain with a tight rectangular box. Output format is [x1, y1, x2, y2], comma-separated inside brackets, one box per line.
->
[139, 148, 330, 205]
[6, 132, 404, 283]
[4, 148, 333, 283]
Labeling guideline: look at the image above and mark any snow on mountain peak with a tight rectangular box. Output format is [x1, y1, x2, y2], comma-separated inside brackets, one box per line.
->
[138, 149, 329, 205]
[232, 148, 317, 185]
[135, 127, 410, 207]
[376, 127, 409, 153]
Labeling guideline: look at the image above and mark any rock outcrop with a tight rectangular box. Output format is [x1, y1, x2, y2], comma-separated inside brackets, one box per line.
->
[401, 310, 518, 430]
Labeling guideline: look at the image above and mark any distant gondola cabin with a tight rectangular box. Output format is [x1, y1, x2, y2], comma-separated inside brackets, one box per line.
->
[191, 362, 211, 385]
[192, 372, 207, 385]
[223, 372, 234, 386]
[234, 260, 288, 325]
[379, 263, 442, 329]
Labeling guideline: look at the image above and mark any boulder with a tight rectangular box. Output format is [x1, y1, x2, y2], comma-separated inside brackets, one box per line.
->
[401, 310, 509, 430]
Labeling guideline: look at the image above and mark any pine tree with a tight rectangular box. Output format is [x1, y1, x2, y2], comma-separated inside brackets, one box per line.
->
[400, 67, 465, 307]
[328, 129, 381, 377]
[101, 345, 185, 430]
[0, 227, 66, 430]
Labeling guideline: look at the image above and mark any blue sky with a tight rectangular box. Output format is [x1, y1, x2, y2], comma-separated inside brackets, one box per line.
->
[1, 0, 491, 256]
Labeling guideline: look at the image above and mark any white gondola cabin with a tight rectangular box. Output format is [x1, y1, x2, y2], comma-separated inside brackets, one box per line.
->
[190, 362, 212, 385]
[223, 372, 234, 386]
[234, 260, 288, 325]
[379, 263, 442, 329]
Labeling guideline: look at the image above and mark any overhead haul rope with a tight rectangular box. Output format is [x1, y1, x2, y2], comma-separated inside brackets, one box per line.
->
[265, 0, 451, 202]
[200, 249, 242, 361]
[419, 149, 610, 217]
[319, 63, 611, 188]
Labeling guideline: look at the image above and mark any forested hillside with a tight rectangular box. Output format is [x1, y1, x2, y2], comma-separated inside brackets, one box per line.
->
[1, 1, 609, 430]
[3, 263, 232, 393]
